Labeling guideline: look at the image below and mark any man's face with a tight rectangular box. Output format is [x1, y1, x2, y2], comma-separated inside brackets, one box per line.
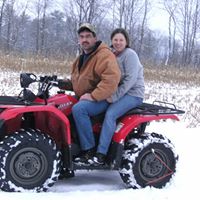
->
[78, 30, 97, 53]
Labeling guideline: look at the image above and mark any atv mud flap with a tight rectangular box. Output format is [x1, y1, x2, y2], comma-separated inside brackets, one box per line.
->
[0, 119, 6, 141]
[62, 144, 73, 170]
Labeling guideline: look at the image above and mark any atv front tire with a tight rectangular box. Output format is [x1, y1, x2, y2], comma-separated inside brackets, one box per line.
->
[119, 132, 178, 189]
[0, 129, 61, 192]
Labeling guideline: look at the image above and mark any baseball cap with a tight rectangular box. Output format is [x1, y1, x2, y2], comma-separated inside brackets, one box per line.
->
[77, 23, 96, 35]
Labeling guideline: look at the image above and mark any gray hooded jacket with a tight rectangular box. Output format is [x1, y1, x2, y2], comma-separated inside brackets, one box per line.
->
[111, 48, 145, 102]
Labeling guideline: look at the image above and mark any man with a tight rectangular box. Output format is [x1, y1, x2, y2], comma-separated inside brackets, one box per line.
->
[59, 23, 121, 165]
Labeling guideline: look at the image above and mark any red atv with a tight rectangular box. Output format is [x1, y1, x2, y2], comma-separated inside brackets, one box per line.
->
[0, 73, 184, 192]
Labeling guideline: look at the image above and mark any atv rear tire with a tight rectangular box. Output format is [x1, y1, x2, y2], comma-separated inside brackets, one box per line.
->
[119, 132, 178, 189]
[0, 129, 61, 192]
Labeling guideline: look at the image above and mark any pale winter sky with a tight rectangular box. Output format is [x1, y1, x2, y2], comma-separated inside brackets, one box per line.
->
[149, 9, 169, 34]
[15, 0, 169, 34]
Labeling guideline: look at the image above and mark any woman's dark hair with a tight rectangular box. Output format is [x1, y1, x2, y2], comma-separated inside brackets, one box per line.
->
[110, 28, 130, 48]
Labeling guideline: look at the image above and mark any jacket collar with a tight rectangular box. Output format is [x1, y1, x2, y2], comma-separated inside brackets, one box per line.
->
[78, 41, 102, 70]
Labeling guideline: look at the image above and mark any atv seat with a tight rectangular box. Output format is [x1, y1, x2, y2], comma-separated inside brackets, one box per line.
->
[0, 96, 43, 106]
[92, 102, 184, 123]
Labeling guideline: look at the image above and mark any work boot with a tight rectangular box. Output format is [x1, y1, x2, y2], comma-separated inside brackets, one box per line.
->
[91, 152, 106, 166]
[59, 169, 75, 179]
[74, 148, 95, 165]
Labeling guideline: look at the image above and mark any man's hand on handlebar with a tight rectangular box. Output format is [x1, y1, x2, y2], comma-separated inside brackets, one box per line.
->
[58, 79, 73, 91]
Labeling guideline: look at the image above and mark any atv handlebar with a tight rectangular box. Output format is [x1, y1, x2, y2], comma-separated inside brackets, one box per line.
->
[19, 73, 63, 104]
[20, 73, 59, 88]
[20, 73, 73, 91]
[38, 75, 59, 91]
[39, 75, 58, 83]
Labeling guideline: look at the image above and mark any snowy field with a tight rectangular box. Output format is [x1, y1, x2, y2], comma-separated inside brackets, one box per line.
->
[0, 70, 200, 199]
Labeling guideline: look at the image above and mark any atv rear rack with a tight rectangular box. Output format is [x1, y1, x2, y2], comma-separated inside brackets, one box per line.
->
[127, 101, 185, 115]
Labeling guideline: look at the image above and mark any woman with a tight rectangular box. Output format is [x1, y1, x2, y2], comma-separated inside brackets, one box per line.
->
[91, 28, 145, 165]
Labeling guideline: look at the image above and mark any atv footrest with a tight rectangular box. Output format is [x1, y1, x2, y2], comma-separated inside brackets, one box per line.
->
[73, 162, 118, 170]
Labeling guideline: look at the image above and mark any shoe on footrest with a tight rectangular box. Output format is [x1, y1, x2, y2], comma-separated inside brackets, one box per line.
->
[59, 169, 75, 179]
[92, 152, 106, 166]
[74, 148, 95, 165]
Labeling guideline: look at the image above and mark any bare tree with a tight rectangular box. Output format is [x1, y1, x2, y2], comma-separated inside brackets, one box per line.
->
[34, 0, 42, 53]
[162, 0, 200, 66]
[64, 0, 106, 25]
[61, 0, 109, 55]
[10, 1, 29, 51]
[113, 0, 140, 30]
[137, 0, 151, 56]
[0, 0, 199, 68]
[32, 0, 52, 54]
[0, 0, 7, 42]
[188, 0, 199, 64]
[40, 0, 50, 54]
[3, 0, 16, 52]
[163, 0, 178, 65]
[178, 0, 200, 65]
[118, 0, 125, 27]
[111, 0, 151, 54]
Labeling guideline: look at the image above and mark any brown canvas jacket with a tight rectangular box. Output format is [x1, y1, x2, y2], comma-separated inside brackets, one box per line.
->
[71, 42, 121, 101]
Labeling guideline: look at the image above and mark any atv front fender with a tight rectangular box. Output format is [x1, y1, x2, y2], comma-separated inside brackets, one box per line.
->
[0, 105, 71, 144]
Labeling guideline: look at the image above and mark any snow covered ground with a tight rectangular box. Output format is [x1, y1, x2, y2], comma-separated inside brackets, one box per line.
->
[0, 70, 199, 199]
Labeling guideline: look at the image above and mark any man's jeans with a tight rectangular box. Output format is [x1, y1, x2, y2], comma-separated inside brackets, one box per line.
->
[72, 100, 109, 151]
[97, 95, 143, 155]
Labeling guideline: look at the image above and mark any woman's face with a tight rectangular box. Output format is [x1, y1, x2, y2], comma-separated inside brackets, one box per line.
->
[112, 33, 127, 53]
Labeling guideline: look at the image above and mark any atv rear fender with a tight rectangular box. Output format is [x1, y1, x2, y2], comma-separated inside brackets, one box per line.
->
[0, 105, 71, 146]
[112, 114, 179, 143]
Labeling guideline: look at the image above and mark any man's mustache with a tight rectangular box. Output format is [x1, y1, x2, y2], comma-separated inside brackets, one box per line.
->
[82, 42, 89, 45]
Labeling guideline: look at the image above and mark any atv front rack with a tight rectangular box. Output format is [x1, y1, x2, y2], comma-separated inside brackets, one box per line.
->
[127, 101, 185, 115]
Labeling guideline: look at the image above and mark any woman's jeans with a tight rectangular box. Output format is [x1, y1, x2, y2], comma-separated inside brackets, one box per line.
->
[97, 95, 143, 155]
[72, 100, 109, 151]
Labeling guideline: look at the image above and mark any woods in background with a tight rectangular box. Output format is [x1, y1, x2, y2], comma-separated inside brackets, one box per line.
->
[0, 0, 200, 68]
